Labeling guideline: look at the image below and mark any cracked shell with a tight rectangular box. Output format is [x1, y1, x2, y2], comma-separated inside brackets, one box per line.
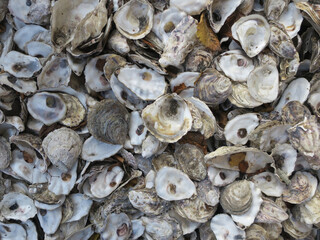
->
[87, 99, 130, 145]
[142, 94, 192, 143]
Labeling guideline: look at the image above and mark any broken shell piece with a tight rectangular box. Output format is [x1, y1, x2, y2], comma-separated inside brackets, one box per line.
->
[194, 68, 232, 105]
[0, 136, 11, 169]
[269, 22, 297, 59]
[231, 14, 270, 58]
[101, 213, 132, 240]
[159, 16, 198, 68]
[174, 143, 207, 181]
[13, 24, 47, 51]
[272, 143, 297, 177]
[214, 50, 254, 82]
[205, 146, 273, 173]
[89, 165, 124, 199]
[281, 101, 311, 125]
[37, 207, 62, 234]
[220, 180, 253, 215]
[208, 0, 243, 33]
[27, 92, 67, 126]
[210, 214, 245, 240]
[88, 99, 129, 145]
[116, 65, 167, 100]
[3, 51, 41, 78]
[142, 94, 192, 143]
[129, 111, 147, 146]
[152, 7, 187, 44]
[231, 181, 263, 227]
[47, 161, 77, 195]
[42, 127, 82, 173]
[197, 179, 220, 207]
[130, 219, 145, 240]
[208, 166, 240, 187]
[59, 94, 86, 127]
[8, 0, 50, 25]
[155, 167, 196, 201]
[251, 172, 286, 197]
[170, 72, 200, 97]
[0, 192, 37, 221]
[224, 113, 260, 145]
[0, 73, 37, 95]
[228, 83, 263, 108]
[283, 171, 318, 204]
[0, 222, 27, 239]
[107, 30, 130, 55]
[81, 136, 122, 162]
[65, 194, 92, 223]
[171, 0, 212, 15]
[113, 0, 154, 40]
[278, 2, 303, 39]
[255, 198, 288, 224]
[21, 219, 38, 240]
[129, 188, 169, 215]
[283, 213, 313, 239]
[247, 64, 279, 103]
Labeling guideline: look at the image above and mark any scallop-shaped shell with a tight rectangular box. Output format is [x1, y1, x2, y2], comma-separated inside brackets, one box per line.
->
[184, 45, 214, 72]
[42, 127, 82, 173]
[174, 143, 206, 181]
[155, 167, 196, 201]
[220, 180, 252, 215]
[0, 136, 11, 169]
[247, 64, 279, 103]
[87, 99, 129, 145]
[282, 171, 318, 204]
[142, 94, 192, 143]
[194, 68, 232, 105]
[214, 50, 254, 82]
[27, 92, 67, 126]
[231, 14, 270, 58]
[113, 0, 154, 40]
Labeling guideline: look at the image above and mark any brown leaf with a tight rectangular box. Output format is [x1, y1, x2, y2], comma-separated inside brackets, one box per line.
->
[197, 13, 221, 52]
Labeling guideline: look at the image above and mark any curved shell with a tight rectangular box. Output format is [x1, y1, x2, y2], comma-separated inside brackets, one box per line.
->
[220, 180, 252, 215]
[251, 172, 286, 197]
[113, 0, 154, 40]
[27, 92, 67, 126]
[278, 2, 303, 39]
[59, 94, 86, 127]
[255, 198, 288, 224]
[208, 166, 239, 187]
[245, 224, 269, 240]
[155, 167, 196, 201]
[87, 99, 130, 145]
[281, 101, 311, 125]
[101, 213, 132, 240]
[228, 83, 263, 108]
[231, 14, 270, 57]
[194, 68, 232, 105]
[283, 213, 312, 239]
[0, 136, 11, 169]
[142, 94, 192, 143]
[210, 214, 245, 240]
[171, 0, 212, 15]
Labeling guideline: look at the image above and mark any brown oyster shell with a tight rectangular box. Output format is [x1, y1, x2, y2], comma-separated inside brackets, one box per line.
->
[0, 136, 11, 169]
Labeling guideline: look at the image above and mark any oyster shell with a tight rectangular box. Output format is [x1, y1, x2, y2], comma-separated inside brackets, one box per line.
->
[87, 99, 129, 145]
[245, 224, 269, 240]
[113, 0, 154, 40]
[251, 172, 285, 197]
[171, 0, 212, 15]
[210, 214, 245, 240]
[208, 166, 240, 187]
[278, 2, 303, 39]
[0, 136, 11, 169]
[255, 198, 288, 224]
[142, 94, 192, 143]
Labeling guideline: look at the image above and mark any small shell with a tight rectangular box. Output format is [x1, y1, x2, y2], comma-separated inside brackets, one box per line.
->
[113, 0, 154, 40]
[101, 213, 132, 240]
[174, 143, 206, 181]
[210, 214, 245, 240]
[0, 222, 27, 239]
[155, 166, 196, 201]
[184, 45, 214, 72]
[245, 224, 269, 240]
[65, 194, 93, 223]
[283, 213, 313, 239]
[299, 187, 320, 224]
[42, 127, 82, 173]
[141, 135, 168, 158]
[0, 136, 11, 169]
[208, 166, 240, 187]
[264, 0, 289, 21]
[107, 30, 130, 55]
[37, 207, 62, 234]
[59, 93, 86, 127]
[251, 172, 286, 197]
[129, 111, 147, 146]
[194, 68, 232, 105]
[281, 101, 311, 125]
[87, 99, 130, 145]
[171, 0, 212, 15]
[231, 14, 270, 58]
[278, 3, 303, 39]
[228, 83, 263, 108]
[271, 143, 297, 177]
[27, 92, 67, 126]
[152, 152, 177, 171]
[142, 94, 192, 143]
[220, 180, 253, 215]
[255, 198, 288, 223]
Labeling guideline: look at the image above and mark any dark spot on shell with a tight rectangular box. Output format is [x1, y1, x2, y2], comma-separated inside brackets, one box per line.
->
[138, 17, 147, 31]
[219, 172, 226, 180]
[59, 59, 68, 68]
[46, 96, 57, 108]
[136, 125, 145, 136]
[7, 75, 17, 84]
[237, 128, 247, 138]
[23, 151, 34, 163]
[61, 173, 72, 181]
[110, 181, 117, 187]
[95, 58, 106, 72]
[121, 91, 128, 101]
[12, 63, 25, 72]
[237, 59, 245, 67]
[264, 175, 272, 182]
[40, 209, 47, 216]
[3, 226, 10, 232]
[9, 202, 19, 211]
[142, 72, 152, 81]
[273, 154, 285, 169]
[117, 223, 128, 236]
[164, 21, 175, 33]
[239, 160, 249, 173]
[168, 98, 179, 116]
[168, 183, 176, 194]
[212, 10, 221, 22]
[26, 0, 31, 6]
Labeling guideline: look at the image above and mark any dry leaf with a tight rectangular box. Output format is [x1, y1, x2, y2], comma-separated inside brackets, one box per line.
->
[197, 13, 221, 52]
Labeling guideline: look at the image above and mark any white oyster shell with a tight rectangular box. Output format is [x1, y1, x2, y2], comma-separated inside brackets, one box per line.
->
[170, 72, 200, 97]
[141, 134, 168, 158]
[229, 83, 263, 108]
[210, 214, 245, 240]
[279, 2, 303, 38]
[37, 207, 62, 234]
[142, 94, 192, 143]
[66, 194, 93, 223]
[0, 222, 27, 239]
[129, 111, 147, 146]
[170, 0, 212, 15]
[251, 172, 286, 197]
[14, 24, 47, 51]
[272, 143, 297, 177]
[155, 167, 196, 201]
[231, 14, 270, 58]
[208, 166, 240, 187]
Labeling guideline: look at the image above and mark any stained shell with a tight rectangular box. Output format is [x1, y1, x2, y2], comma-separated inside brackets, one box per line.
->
[255, 198, 288, 224]
[208, 166, 240, 187]
[245, 224, 269, 240]
[281, 100, 311, 125]
[251, 172, 286, 197]
[210, 214, 245, 240]
[87, 99, 130, 145]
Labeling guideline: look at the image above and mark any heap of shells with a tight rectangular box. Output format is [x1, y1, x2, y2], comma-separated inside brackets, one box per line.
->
[1, 0, 320, 239]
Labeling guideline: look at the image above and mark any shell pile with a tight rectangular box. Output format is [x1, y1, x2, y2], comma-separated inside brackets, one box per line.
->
[1, 0, 320, 239]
